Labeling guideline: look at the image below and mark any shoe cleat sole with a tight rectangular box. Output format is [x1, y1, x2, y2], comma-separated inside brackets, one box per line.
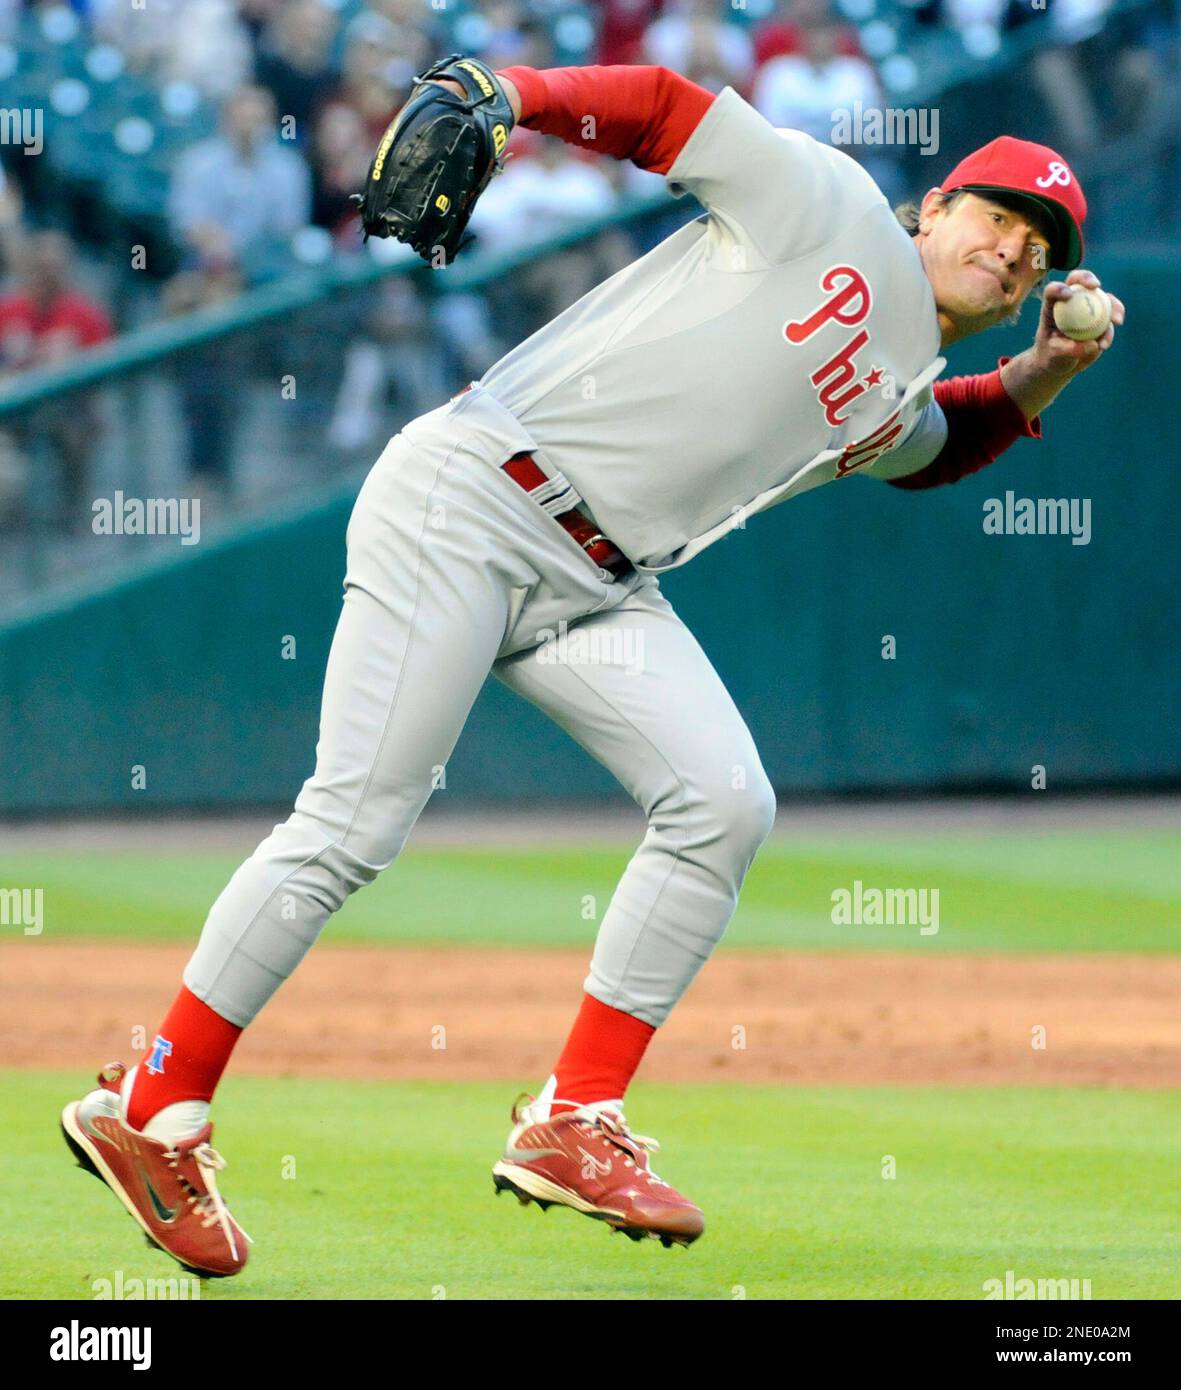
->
[492, 1169, 698, 1247]
[61, 1120, 104, 1184]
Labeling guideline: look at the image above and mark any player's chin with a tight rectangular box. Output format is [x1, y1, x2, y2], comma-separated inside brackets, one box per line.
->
[944, 300, 1005, 340]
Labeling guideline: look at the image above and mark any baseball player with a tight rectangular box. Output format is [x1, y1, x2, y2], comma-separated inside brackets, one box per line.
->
[62, 57, 1123, 1277]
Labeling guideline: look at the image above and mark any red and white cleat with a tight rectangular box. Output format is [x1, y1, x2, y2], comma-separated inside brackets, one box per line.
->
[493, 1094, 704, 1247]
[61, 1063, 249, 1279]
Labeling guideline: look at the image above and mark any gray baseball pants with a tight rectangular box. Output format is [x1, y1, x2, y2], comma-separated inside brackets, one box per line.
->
[185, 400, 775, 1029]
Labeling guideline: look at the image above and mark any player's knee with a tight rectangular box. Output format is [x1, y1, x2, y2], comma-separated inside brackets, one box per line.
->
[660, 764, 776, 865]
[266, 811, 404, 907]
[716, 769, 777, 860]
[316, 840, 389, 897]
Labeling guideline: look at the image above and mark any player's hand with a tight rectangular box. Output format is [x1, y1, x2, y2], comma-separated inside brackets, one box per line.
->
[430, 74, 522, 122]
[1032, 268, 1125, 382]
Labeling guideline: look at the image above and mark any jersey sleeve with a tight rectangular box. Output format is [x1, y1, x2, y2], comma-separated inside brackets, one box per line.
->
[860, 394, 948, 482]
[664, 85, 885, 266]
[869, 359, 1041, 489]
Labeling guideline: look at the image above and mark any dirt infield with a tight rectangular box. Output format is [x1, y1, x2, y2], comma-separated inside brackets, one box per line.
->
[3, 941, 1179, 1087]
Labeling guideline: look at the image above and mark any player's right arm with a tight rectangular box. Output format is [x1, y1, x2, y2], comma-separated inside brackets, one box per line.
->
[863, 361, 1042, 489]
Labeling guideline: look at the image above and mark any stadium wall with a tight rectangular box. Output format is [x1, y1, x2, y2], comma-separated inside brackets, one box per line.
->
[1, 251, 1176, 812]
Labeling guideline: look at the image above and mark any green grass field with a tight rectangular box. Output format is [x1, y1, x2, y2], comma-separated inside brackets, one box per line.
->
[2, 821, 1178, 1299]
[2, 826, 1178, 951]
[5, 1072, 1179, 1300]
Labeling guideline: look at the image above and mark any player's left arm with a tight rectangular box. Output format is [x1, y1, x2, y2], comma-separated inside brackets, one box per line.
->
[491, 65, 713, 175]
[872, 268, 1125, 490]
[491, 66, 872, 269]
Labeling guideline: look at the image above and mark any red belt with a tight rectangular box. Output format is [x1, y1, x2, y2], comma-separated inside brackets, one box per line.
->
[501, 451, 632, 579]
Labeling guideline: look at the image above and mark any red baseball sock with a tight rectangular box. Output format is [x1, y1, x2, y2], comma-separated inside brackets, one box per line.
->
[124, 986, 242, 1130]
[551, 993, 655, 1109]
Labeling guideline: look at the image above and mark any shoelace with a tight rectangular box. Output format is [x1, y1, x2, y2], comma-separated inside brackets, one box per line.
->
[534, 1098, 670, 1188]
[590, 1114, 670, 1187]
[514, 1092, 673, 1187]
[165, 1142, 252, 1252]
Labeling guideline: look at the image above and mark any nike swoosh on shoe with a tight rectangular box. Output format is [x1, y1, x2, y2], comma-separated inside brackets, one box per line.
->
[138, 1165, 178, 1223]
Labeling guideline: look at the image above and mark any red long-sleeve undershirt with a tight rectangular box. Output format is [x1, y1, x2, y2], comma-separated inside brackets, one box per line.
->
[496, 64, 1043, 488]
[890, 359, 1042, 489]
[497, 63, 711, 175]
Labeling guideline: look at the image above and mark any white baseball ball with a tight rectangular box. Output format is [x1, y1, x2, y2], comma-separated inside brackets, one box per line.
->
[1052, 287, 1112, 342]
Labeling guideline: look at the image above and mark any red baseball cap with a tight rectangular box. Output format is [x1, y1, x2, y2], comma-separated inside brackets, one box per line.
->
[940, 136, 1086, 271]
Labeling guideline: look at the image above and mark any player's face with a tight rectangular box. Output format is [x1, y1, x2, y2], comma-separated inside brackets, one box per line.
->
[918, 192, 1053, 343]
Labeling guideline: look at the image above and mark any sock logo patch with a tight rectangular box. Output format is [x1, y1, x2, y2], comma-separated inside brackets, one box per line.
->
[145, 1035, 173, 1076]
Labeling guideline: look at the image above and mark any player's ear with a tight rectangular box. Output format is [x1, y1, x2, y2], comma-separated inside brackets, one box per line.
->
[917, 188, 947, 235]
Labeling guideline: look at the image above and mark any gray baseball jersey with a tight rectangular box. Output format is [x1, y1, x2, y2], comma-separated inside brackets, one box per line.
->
[473, 85, 949, 571]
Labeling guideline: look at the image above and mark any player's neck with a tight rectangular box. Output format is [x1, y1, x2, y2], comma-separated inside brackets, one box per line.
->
[938, 311, 964, 348]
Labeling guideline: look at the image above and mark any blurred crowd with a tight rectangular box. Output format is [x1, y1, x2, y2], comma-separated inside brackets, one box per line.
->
[0, 0, 1175, 530]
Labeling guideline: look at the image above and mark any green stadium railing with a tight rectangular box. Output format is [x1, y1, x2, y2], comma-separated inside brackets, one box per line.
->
[0, 189, 679, 418]
[0, 188, 685, 618]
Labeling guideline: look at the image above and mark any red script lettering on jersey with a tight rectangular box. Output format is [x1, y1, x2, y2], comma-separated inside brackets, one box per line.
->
[784, 265, 885, 429]
[833, 409, 906, 477]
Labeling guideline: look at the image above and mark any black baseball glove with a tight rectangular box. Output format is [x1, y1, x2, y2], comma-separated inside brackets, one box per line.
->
[352, 53, 515, 266]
